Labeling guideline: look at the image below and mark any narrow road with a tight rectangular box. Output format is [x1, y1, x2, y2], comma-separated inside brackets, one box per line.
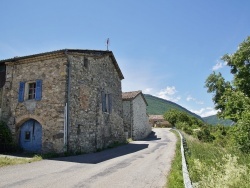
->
[0, 128, 177, 188]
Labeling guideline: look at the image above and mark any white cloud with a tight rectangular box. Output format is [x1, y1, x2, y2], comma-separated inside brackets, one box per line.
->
[186, 96, 194, 101]
[144, 88, 153, 93]
[156, 86, 181, 102]
[212, 61, 227, 71]
[190, 107, 218, 117]
[186, 95, 204, 105]
[158, 86, 177, 96]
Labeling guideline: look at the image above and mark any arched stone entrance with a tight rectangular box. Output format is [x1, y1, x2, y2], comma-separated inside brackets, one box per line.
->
[19, 119, 42, 152]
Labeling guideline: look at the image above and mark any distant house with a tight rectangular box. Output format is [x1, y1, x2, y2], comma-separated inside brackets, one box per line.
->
[0, 49, 125, 153]
[149, 115, 171, 127]
[122, 91, 151, 140]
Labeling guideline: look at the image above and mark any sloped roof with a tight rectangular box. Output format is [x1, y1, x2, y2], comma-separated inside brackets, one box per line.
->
[0, 49, 124, 80]
[122, 90, 148, 106]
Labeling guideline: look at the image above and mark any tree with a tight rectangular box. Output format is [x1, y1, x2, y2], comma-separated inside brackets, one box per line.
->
[164, 109, 204, 127]
[205, 72, 232, 114]
[222, 36, 250, 97]
[163, 109, 180, 126]
[205, 36, 250, 122]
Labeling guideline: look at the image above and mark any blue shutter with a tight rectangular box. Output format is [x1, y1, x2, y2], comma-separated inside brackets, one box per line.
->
[18, 82, 25, 102]
[108, 94, 112, 113]
[35, 80, 42, 101]
[101, 91, 106, 112]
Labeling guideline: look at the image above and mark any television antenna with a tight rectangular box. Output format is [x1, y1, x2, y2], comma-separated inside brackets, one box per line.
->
[106, 38, 110, 51]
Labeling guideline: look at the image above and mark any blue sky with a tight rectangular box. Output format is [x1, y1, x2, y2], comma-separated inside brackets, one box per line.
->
[1, 1, 250, 117]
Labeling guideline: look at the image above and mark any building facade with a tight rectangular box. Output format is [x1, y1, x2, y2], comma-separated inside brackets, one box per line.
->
[0, 49, 125, 153]
[122, 91, 151, 140]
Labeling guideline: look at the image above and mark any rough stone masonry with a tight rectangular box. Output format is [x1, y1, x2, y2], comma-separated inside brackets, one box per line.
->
[0, 49, 125, 153]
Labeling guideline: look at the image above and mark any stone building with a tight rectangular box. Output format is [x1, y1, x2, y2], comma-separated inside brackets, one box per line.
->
[149, 115, 171, 127]
[122, 91, 151, 140]
[0, 49, 125, 153]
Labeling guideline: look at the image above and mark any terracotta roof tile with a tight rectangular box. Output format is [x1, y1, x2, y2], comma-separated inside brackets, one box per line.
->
[122, 90, 141, 100]
[122, 90, 148, 106]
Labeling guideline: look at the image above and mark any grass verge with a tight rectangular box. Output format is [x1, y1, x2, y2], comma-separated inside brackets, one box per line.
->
[0, 155, 42, 167]
[166, 130, 184, 188]
[184, 132, 250, 188]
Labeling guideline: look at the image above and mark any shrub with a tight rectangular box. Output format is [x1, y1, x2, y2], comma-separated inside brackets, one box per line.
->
[196, 127, 215, 142]
[232, 112, 250, 153]
[183, 126, 193, 135]
[0, 121, 12, 144]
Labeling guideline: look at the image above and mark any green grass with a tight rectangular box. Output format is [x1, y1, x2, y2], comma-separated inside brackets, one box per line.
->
[166, 130, 184, 188]
[184, 133, 250, 188]
[0, 155, 42, 167]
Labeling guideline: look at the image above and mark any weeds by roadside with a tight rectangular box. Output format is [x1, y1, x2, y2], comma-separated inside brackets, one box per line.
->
[184, 132, 250, 188]
[166, 130, 184, 188]
[0, 155, 42, 167]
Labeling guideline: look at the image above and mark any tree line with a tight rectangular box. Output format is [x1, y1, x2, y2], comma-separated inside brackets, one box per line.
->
[165, 36, 250, 153]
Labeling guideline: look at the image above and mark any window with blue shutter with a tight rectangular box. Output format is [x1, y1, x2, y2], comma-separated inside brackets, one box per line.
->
[18, 82, 25, 102]
[35, 80, 42, 101]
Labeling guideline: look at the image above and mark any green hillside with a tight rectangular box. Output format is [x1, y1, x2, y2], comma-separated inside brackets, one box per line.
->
[144, 94, 203, 121]
[203, 115, 234, 126]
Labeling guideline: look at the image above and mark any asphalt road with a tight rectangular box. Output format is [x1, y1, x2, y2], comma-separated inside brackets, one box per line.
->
[0, 128, 177, 188]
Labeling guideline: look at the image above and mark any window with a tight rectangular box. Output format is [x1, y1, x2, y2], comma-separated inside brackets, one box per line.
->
[101, 92, 112, 113]
[84, 57, 88, 69]
[28, 82, 36, 100]
[25, 131, 31, 141]
[18, 80, 42, 102]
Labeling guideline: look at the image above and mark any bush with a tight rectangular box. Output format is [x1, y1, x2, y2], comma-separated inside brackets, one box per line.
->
[0, 121, 12, 144]
[0, 121, 20, 153]
[196, 127, 215, 142]
[183, 126, 193, 135]
[232, 112, 250, 153]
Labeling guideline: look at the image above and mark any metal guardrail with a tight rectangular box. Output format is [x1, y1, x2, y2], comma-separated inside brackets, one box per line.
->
[176, 130, 193, 188]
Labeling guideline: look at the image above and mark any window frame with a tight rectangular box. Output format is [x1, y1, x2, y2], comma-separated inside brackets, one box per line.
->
[27, 82, 36, 100]
[18, 79, 42, 102]
[101, 92, 112, 114]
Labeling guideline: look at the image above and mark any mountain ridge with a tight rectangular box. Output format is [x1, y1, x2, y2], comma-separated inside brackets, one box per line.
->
[203, 114, 234, 126]
[144, 94, 203, 121]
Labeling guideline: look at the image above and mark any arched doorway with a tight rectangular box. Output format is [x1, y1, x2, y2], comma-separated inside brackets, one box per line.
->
[19, 119, 42, 152]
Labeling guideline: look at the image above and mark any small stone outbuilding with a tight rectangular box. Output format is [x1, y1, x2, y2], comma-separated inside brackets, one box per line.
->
[122, 91, 151, 140]
[0, 49, 125, 153]
[149, 115, 171, 127]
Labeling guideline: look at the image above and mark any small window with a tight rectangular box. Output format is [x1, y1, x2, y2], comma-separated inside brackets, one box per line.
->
[28, 82, 36, 100]
[25, 131, 31, 141]
[18, 80, 42, 102]
[84, 57, 88, 68]
[101, 92, 112, 114]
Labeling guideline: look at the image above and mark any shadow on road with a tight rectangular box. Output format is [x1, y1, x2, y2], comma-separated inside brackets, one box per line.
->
[50, 143, 149, 164]
[140, 131, 161, 141]
[1, 131, 160, 164]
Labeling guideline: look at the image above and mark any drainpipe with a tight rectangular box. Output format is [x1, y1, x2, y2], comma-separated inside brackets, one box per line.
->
[65, 50, 71, 152]
[130, 100, 133, 139]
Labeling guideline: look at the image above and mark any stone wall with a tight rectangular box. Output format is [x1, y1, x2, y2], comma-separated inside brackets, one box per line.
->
[1, 56, 67, 153]
[132, 95, 151, 140]
[67, 52, 125, 152]
[122, 100, 132, 138]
